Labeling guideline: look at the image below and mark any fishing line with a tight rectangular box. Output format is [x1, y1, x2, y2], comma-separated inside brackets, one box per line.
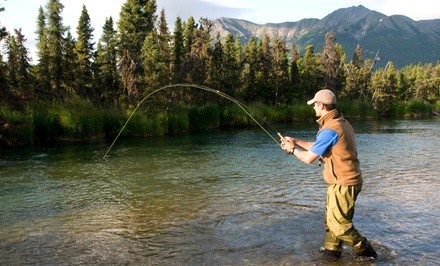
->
[103, 84, 281, 158]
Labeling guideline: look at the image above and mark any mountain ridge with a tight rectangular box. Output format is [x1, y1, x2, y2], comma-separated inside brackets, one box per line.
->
[212, 5, 440, 68]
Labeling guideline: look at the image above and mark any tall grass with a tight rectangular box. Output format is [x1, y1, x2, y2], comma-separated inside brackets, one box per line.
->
[188, 103, 220, 131]
[122, 111, 168, 137]
[59, 100, 105, 138]
[31, 100, 105, 141]
[0, 106, 33, 146]
[283, 103, 315, 122]
[1, 97, 436, 147]
[337, 100, 375, 118]
[392, 100, 432, 117]
[434, 100, 440, 111]
[31, 102, 63, 142]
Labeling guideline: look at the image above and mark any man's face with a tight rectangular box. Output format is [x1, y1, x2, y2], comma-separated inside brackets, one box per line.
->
[313, 102, 323, 117]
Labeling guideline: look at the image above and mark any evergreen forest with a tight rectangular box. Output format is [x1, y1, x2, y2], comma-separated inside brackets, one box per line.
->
[1, 0, 439, 146]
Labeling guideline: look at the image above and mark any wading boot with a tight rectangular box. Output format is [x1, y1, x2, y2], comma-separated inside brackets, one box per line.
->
[355, 240, 378, 260]
[319, 247, 341, 261]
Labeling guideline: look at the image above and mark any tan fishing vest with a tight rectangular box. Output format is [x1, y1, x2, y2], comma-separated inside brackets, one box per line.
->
[317, 110, 363, 186]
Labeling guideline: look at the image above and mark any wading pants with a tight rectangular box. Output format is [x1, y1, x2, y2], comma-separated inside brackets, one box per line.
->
[324, 183, 370, 254]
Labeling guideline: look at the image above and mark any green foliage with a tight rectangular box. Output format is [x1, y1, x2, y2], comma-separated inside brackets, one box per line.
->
[31, 102, 63, 141]
[168, 110, 190, 134]
[220, 102, 315, 127]
[59, 100, 104, 138]
[74, 4, 94, 98]
[283, 103, 316, 122]
[46, 0, 66, 95]
[392, 100, 432, 117]
[123, 111, 167, 137]
[0, 106, 33, 145]
[103, 109, 127, 137]
[188, 104, 220, 131]
[337, 100, 376, 118]
[31, 100, 104, 140]
[2, 1, 440, 146]
[248, 102, 283, 123]
[220, 104, 253, 127]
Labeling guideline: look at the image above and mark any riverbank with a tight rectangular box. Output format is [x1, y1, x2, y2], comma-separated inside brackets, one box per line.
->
[0, 99, 436, 147]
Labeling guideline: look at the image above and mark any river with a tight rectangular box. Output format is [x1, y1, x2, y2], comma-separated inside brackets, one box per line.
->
[1, 118, 439, 265]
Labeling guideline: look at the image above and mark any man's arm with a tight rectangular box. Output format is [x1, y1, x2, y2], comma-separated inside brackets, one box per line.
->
[292, 148, 320, 165]
[280, 136, 320, 164]
[289, 138, 314, 151]
[281, 129, 338, 165]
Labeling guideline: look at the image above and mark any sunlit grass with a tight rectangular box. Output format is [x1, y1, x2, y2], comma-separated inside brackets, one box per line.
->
[1, 96, 437, 146]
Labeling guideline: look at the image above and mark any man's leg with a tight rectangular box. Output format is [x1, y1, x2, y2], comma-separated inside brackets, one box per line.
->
[322, 186, 343, 258]
[324, 211, 342, 253]
[325, 184, 377, 258]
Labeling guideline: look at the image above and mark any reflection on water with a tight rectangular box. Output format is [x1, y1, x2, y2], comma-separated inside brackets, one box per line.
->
[1, 118, 439, 265]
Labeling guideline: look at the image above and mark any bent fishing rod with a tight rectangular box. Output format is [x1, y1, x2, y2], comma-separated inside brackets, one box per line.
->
[103, 83, 283, 158]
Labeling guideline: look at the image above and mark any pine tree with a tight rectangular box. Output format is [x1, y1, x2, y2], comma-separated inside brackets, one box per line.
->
[395, 70, 411, 101]
[118, 0, 157, 103]
[241, 36, 258, 102]
[233, 37, 243, 98]
[0, 29, 21, 107]
[255, 34, 273, 103]
[181, 16, 197, 83]
[5, 35, 18, 91]
[141, 31, 161, 90]
[371, 62, 397, 115]
[62, 31, 77, 94]
[171, 16, 184, 84]
[183, 17, 196, 55]
[139, 10, 170, 93]
[208, 33, 224, 90]
[222, 34, 240, 98]
[118, 0, 156, 55]
[300, 44, 322, 99]
[288, 43, 301, 102]
[5, 29, 33, 97]
[157, 8, 171, 86]
[352, 44, 363, 69]
[46, 0, 67, 98]
[321, 31, 342, 95]
[34, 6, 51, 97]
[184, 18, 212, 87]
[272, 38, 289, 105]
[342, 44, 372, 100]
[95, 17, 119, 106]
[74, 4, 95, 99]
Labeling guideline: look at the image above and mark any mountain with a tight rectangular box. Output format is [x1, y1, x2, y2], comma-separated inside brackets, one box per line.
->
[212, 5, 440, 68]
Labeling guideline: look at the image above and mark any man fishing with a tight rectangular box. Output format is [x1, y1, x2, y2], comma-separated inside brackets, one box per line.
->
[279, 89, 377, 260]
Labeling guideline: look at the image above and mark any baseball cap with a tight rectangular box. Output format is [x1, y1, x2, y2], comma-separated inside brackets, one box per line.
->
[307, 89, 336, 105]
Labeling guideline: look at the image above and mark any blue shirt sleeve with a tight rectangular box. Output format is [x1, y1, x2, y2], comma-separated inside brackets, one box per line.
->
[309, 129, 339, 156]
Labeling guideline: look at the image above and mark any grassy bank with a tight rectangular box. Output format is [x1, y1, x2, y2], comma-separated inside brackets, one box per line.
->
[0, 99, 436, 147]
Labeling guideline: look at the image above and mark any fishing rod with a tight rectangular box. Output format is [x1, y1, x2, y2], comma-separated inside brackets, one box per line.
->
[103, 84, 282, 158]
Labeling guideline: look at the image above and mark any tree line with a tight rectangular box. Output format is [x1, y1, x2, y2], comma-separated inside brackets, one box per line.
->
[1, 0, 439, 117]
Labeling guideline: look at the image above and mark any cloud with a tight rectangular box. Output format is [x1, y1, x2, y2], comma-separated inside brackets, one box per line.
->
[156, 0, 248, 24]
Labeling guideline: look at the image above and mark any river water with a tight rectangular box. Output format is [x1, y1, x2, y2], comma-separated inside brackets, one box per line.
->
[1, 118, 439, 265]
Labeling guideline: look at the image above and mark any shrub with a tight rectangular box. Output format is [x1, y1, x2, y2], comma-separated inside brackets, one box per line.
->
[391, 99, 432, 117]
[337, 100, 375, 118]
[187, 104, 220, 131]
[168, 110, 190, 134]
[0, 106, 33, 145]
[31, 102, 63, 142]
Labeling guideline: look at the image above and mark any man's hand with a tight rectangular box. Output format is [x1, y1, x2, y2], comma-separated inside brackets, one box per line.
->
[278, 133, 296, 154]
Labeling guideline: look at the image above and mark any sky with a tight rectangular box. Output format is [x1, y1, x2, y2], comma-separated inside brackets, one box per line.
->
[1, 0, 439, 60]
